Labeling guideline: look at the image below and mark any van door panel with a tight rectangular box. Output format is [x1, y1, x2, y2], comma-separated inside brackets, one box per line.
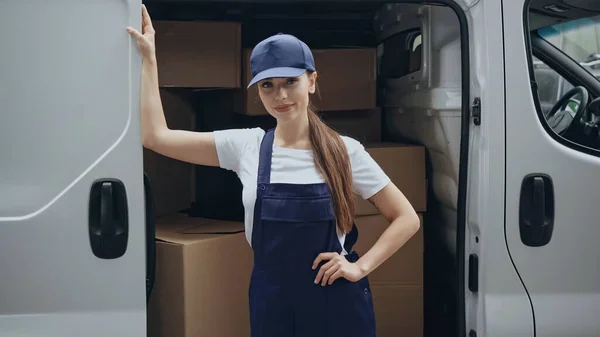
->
[0, 0, 146, 335]
[502, 1, 600, 336]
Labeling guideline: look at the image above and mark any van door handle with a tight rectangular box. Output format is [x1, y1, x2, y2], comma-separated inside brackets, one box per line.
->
[89, 179, 129, 259]
[519, 174, 554, 247]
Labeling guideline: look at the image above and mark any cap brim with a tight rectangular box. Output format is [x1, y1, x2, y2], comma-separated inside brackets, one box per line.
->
[247, 67, 307, 88]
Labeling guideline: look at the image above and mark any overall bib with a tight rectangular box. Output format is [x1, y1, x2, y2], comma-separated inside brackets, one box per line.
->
[249, 129, 377, 337]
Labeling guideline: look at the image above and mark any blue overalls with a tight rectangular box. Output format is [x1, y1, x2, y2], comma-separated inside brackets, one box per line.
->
[249, 129, 377, 337]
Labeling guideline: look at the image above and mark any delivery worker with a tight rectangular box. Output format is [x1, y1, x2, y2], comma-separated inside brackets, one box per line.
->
[127, 5, 420, 337]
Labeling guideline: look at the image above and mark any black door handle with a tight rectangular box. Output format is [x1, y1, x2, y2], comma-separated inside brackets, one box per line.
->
[143, 172, 156, 302]
[519, 174, 555, 247]
[89, 179, 129, 259]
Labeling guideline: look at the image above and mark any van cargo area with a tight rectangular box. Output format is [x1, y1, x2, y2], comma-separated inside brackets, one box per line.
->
[142, 1, 466, 337]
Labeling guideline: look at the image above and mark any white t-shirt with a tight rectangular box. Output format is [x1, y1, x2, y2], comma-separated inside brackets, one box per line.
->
[213, 127, 390, 253]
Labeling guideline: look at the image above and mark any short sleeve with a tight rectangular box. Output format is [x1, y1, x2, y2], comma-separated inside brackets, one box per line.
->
[213, 127, 264, 172]
[343, 136, 391, 200]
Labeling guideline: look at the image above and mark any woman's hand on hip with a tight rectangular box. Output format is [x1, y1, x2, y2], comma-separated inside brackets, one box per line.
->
[127, 5, 156, 61]
[312, 252, 365, 286]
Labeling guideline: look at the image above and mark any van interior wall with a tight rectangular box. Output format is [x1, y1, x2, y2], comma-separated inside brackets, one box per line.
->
[143, 2, 462, 337]
[379, 4, 463, 336]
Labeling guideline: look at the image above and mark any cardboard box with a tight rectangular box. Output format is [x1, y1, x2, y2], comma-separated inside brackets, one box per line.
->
[321, 108, 382, 143]
[355, 143, 426, 214]
[237, 48, 376, 115]
[371, 284, 423, 337]
[353, 214, 423, 285]
[354, 214, 424, 337]
[154, 21, 241, 88]
[147, 214, 253, 337]
[143, 90, 195, 216]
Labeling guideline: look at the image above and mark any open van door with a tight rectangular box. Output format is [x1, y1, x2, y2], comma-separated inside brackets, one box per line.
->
[0, 1, 150, 336]
[503, 0, 600, 335]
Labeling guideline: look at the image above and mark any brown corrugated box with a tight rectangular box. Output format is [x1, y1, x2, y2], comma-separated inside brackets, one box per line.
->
[321, 108, 382, 143]
[353, 214, 424, 337]
[143, 90, 196, 216]
[147, 214, 253, 337]
[371, 284, 424, 337]
[321, 112, 426, 213]
[355, 143, 427, 214]
[353, 214, 423, 285]
[236, 48, 376, 115]
[154, 21, 241, 88]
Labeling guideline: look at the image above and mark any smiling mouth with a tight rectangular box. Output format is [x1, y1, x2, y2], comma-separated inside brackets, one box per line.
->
[274, 104, 295, 112]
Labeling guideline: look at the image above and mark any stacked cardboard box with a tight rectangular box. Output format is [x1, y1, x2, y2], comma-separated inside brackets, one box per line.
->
[146, 21, 251, 337]
[323, 108, 427, 337]
[235, 48, 377, 115]
[143, 89, 196, 217]
[321, 107, 382, 144]
[153, 21, 241, 88]
[147, 214, 253, 337]
[354, 215, 425, 337]
[345, 141, 426, 337]
[358, 143, 427, 214]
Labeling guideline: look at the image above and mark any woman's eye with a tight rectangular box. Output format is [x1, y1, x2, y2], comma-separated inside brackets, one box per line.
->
[287, 79, 297, 85]
[260, 82, 273, 88]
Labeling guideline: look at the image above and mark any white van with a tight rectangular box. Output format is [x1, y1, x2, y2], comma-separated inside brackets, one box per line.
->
[2, 0, 600, 336]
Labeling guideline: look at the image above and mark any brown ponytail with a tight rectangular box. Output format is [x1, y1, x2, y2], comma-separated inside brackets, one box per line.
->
[307, 98, 355, 235]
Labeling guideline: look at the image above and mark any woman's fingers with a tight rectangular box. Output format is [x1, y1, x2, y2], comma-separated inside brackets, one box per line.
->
[141, 5, 154, 34]
[313, 252, 347, 286]
[314, 258, 335, 284]
[126, 5, 157, 59]
[320, 263, 341, 286]
[126, 27, 144, 41]
[312, 252, 338, 270]
[328, 268, 344, 285]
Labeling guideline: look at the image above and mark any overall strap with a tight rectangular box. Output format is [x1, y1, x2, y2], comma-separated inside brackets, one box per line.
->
[257, 128, 275, 185]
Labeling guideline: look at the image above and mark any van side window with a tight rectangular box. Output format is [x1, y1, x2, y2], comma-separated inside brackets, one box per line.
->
[378, 29, 422, 79]
[532, 57, 575, 118]
[526, 14, 600, 149]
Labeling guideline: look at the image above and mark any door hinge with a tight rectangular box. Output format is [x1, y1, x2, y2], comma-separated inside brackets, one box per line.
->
[468, 254, 479, 292]
[472, 97, 481, 125]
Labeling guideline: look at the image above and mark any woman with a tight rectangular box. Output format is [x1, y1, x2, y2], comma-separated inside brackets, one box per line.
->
[127, 5, 420, 337]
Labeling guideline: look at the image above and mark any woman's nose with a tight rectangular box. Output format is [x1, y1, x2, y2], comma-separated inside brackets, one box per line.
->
[275, 87, 287, 100]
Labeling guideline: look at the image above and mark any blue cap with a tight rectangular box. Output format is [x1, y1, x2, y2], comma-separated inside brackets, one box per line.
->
[247, 33, 316, 88]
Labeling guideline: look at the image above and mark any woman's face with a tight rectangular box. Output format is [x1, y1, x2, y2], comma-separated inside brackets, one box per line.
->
[257, 71, 317, 122]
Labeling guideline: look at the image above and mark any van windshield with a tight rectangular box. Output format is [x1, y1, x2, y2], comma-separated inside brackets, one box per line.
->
[538, 15, 600, 79]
